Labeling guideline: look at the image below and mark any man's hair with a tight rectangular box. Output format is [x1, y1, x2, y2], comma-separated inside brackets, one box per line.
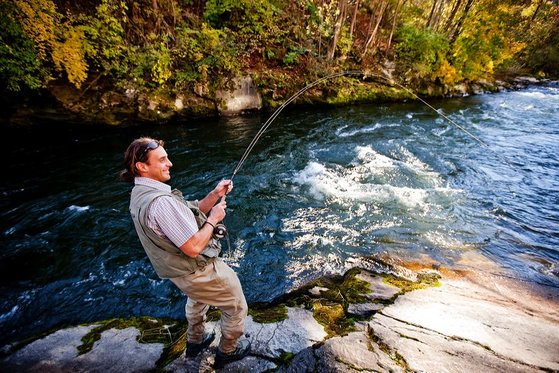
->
[120, 137, 164, 183]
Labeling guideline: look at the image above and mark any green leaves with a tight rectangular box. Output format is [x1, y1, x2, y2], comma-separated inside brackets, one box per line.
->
[0, 3, 45, 91]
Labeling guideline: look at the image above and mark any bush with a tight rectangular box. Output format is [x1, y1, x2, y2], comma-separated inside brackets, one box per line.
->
[0, 2, 46, 91]
[395, 24, 450, 80]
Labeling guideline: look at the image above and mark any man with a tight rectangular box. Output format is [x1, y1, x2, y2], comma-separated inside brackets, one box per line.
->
[121, 137, 250, 367]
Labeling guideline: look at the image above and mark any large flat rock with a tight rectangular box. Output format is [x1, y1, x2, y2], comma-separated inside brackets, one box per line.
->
[372, 277, 559, 372]
[245, 307, 328, 358]
[1, 326, 163, 372]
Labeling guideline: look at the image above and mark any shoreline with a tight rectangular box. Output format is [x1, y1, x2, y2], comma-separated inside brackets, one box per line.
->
[2, 76, 557, 128]
[2, 254, 558, 372]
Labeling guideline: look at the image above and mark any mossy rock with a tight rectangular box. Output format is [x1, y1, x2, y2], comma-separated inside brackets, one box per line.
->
[312, 301, 355, 337]
[248, 304, 289, 323]
[77, 316, 182, 355]
[382, 272, 441, 294]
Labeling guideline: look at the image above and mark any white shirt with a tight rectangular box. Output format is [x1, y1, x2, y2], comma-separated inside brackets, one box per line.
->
[134, 177, 198, 247]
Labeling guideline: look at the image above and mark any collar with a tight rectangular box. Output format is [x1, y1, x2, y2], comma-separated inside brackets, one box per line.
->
[134, 177, 172, 192]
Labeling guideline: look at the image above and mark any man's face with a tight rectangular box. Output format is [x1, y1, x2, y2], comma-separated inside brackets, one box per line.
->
[141, 146, 173, 182]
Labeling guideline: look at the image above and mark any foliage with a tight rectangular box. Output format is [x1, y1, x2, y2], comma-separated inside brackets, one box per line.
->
[283, 46, 307, 66]
[203, 0, 277, 34]
[1, 0, 557, 101]
[85, 0, 128, 76]
[517, 2, 559, 76]
[451, 5, 525, 81]
[51, 24, 91, 88]
[395, 24, 450, 80]
[174, 22, 240, 89]
[0, 2, 45, 91]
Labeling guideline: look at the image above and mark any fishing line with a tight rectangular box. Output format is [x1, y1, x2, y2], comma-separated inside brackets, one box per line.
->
[220, 70, 518, 252]
[229, 70, 499, 180]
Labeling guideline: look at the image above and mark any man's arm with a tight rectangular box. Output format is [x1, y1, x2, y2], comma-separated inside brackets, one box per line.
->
[198, 180, 233, 214]
[179, 199, 227, 257]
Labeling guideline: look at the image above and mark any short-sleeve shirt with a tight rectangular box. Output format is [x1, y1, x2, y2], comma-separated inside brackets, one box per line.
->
[134, 177, 198, 247]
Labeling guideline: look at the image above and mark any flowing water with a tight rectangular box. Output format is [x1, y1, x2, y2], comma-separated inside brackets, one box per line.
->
[1, 84, 558, 345]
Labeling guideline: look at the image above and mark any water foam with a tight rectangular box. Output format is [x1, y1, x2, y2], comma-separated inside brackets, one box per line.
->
[335, 122, 399, 138]
[67, 205, 90, 212]
[293, 145, 453, 209]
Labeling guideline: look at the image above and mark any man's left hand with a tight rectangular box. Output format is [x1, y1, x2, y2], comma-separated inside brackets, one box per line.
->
[215, 179, 233, 197]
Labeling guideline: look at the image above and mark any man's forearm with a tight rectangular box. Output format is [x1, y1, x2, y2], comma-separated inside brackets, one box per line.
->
[198, 189, 220, 215]
[179, 221, 216, 257]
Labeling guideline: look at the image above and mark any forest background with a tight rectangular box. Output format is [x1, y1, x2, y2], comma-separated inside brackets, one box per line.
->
[1, 0, 558, 124]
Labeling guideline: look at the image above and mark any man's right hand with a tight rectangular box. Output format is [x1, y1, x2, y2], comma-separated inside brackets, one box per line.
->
[208, 198, 227, 224]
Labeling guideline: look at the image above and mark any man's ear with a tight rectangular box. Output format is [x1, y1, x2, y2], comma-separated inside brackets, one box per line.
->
[135, 161, 148, 175]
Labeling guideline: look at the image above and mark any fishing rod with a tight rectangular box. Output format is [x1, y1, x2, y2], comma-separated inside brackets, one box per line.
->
[229, 70, 491, 180]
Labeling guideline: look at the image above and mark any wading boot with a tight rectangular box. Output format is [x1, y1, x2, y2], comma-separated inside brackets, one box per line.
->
[214, 339, 251, 368]
[185, 332, 215, 357]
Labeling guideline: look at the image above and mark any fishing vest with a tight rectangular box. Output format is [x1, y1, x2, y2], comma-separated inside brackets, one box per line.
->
[129, 184, 221, 279]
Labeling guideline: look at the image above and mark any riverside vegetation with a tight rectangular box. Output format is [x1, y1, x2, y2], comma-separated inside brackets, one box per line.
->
[1, 0, 558, 124]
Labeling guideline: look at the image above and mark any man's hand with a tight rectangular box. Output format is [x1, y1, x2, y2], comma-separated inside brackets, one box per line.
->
[209, 198, 227, 224]
[214, 179, 233, 198]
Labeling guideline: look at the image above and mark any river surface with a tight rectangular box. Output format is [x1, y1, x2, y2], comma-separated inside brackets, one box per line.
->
[1, 84, 558, 345]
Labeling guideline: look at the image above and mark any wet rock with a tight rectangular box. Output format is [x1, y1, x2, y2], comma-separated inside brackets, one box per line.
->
[216, 76, 262, 115]
[245, 307, 327, 358]
[355, 271, 400, 300]
[373, 278, 559, 372]
[1, 325, 96, 371]
[347, 302, 384, 317]
[1, 326, 163, 372]
[3, 267, 558, 373]
[215, 355, 276, 372]
[165, 351, 275, 373]
[315, 331, 403, 372]
[277, 347, 317, 373]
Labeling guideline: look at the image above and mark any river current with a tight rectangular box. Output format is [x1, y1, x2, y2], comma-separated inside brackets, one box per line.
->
[1, 84, 558, 345]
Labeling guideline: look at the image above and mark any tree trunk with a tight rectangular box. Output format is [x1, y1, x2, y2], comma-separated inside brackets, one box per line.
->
[387, 0, 406, 51]
[349, 0, 361, 39]
[443, 0, 463, 34]
[327, 0, 347, 61]
[449, 0, 475, 45]
[432, 0, 446, 31]
[362, 0, 389, 58]
[427, 0, 440, 29]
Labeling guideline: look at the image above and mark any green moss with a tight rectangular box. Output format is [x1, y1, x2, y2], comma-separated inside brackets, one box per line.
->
[206, 308, 222, 322]
[417, 271, 442, 287]
[339, 269, 371, 304]
[155, 324, 189, 369]
[76, 316, 180, 355]
[312, 301, 355, 337]
[276, 351, 295, 365]
[248, 304, 289, 323]
[382, 272, 441, 294]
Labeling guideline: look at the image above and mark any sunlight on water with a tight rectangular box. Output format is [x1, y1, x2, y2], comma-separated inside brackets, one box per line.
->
[1, 83, 558, 344]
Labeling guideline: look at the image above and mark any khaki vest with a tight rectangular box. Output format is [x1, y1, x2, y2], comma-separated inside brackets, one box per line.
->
[129, 184, 221, 279]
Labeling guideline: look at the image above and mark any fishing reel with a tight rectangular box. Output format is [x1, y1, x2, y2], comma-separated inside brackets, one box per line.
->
[213, 223, 228, 239]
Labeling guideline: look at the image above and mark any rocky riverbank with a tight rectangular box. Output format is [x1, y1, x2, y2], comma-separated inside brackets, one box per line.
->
[2, 255, 558, 372]
[3, 74, 555, 127]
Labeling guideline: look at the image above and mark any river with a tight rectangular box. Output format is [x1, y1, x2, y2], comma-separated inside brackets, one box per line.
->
[1, 83, 558, 345]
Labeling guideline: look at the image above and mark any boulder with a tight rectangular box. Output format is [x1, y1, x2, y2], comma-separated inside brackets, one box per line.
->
[371, 278, 559, 372]
[216, 76, 262, 115]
